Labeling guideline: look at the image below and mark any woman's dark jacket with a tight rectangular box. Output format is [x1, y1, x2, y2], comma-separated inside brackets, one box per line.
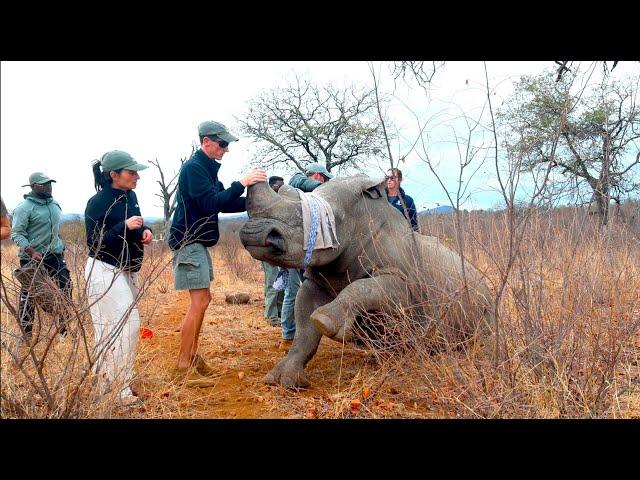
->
[387, 187, 419, 232]
[85, 185, 151, 272]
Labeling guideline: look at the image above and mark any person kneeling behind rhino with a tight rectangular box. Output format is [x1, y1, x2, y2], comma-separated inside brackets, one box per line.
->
[239, 175, 494, 389]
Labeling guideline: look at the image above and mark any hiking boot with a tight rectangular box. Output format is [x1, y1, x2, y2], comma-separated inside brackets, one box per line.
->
[278, 339, 293, 352]
[191, 354, 218, 378]
[171, 366, 217, 388]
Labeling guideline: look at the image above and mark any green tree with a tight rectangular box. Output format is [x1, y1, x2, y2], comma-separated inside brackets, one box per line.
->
[237, 75, 391, 175]
[498, 70, 640, 225]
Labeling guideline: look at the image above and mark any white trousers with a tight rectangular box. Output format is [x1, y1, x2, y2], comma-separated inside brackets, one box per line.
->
[85, 258, 140, 392]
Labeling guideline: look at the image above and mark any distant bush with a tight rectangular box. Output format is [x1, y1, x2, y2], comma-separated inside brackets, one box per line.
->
[216, 230, 261, 282]
[59, 219, 86, 245]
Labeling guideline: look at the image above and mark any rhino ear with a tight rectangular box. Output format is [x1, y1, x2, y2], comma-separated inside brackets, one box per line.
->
[361, 177, 387, 199]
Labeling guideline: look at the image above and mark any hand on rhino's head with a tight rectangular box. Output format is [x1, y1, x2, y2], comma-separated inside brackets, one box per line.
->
[239, 175, 388, 269]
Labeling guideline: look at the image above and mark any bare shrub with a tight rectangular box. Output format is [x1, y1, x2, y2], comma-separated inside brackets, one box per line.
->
[215, 230, 262, 283]
[0, 237, 173, 418]
[347, 208, 640, 418]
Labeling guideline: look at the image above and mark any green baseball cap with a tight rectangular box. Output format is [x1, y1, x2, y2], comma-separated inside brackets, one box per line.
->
[198, 120, 239, 143]
[100, 150, 148, 172]
[22, 172, 56, 187]
[305, 162, 334, 179]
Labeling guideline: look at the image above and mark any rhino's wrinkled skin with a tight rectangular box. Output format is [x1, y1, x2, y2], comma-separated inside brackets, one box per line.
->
[239, 175, 493, 389]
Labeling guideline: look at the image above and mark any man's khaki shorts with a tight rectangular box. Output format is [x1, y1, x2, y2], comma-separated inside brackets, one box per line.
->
[172, 242, 214, 291]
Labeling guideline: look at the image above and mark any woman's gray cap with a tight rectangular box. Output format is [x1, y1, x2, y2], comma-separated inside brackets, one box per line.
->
[22, 172, 56, 187]
[305, 162, 334, 179]
[100, 150, 148, 172]
[198, 120, 239, 143]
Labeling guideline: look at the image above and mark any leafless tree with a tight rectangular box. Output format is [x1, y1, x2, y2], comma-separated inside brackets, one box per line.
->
[391, 61, 445, 90]
[369, 60, 486, 354]
[237, 74, 391, 175]
[148, 150, 190, 226]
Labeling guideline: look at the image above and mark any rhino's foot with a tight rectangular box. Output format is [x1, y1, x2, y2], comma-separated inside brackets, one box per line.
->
[263, 359, 310, 390]
[310, 310, 341, 338]
[311, 310, 353, 343]
[333, 323, 353, 343]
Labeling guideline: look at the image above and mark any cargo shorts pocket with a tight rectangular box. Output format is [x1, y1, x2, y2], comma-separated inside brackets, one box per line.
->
[184, 260, 202, 283]
[173, 244, 210, 290]
[179, 254, 201, 276]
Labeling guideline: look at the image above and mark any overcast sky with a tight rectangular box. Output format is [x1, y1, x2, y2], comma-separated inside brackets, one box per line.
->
[2, 61, 637, 218]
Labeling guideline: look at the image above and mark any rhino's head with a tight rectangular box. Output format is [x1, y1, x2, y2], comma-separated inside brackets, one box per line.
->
[239, 175, 389, 269]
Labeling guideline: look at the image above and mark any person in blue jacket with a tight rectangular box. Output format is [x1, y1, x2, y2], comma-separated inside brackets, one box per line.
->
[386, 168, 419, 232]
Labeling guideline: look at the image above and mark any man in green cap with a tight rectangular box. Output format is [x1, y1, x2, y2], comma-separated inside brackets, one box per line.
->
[168, 120, 267, 387]
[11, 172, 71, 339]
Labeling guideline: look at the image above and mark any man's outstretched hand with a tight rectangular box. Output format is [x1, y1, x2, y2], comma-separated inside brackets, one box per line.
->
[240, 168, 268, 187]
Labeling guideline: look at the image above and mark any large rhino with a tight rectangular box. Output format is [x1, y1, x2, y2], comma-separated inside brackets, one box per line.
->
[239, 175, 493, 389]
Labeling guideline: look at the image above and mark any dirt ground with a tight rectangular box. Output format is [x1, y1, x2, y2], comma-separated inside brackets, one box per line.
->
[0, 242, 446, 419]
[120, 254, 441, 419]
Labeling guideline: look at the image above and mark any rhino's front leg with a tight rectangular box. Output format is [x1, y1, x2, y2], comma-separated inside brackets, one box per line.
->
[264, 279, 333, 389]
[310, 275, 411, 342]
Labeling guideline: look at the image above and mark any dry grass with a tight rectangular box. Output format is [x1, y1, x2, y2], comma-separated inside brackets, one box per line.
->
[1, 206, 639, 418]
[214, 230, 263, 283]
[411, 206, 640, 418]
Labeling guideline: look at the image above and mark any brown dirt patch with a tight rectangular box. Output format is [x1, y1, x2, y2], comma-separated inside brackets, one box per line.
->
[122, 261, 437, 419]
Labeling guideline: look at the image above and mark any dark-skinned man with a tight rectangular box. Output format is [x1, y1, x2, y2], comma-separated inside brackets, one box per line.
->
[11, 172, 71, 340]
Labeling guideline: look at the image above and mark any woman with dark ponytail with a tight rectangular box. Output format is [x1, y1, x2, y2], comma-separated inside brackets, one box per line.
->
[84, 150, 153, 406]
[91, 158, 115, 191]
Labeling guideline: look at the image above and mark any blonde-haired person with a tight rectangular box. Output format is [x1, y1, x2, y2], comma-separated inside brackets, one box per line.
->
[84, 151, 153, 407]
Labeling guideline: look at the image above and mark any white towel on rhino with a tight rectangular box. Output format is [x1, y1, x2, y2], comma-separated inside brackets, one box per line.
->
[297, 190, 339, 251]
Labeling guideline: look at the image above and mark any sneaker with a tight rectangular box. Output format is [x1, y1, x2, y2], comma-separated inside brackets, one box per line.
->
[117, 393, 143, 407]
[278, 339, 293, 352]
[171, 366, 218, 388]
[191, 354, 218, 378]
[267, 317, 280, 327]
